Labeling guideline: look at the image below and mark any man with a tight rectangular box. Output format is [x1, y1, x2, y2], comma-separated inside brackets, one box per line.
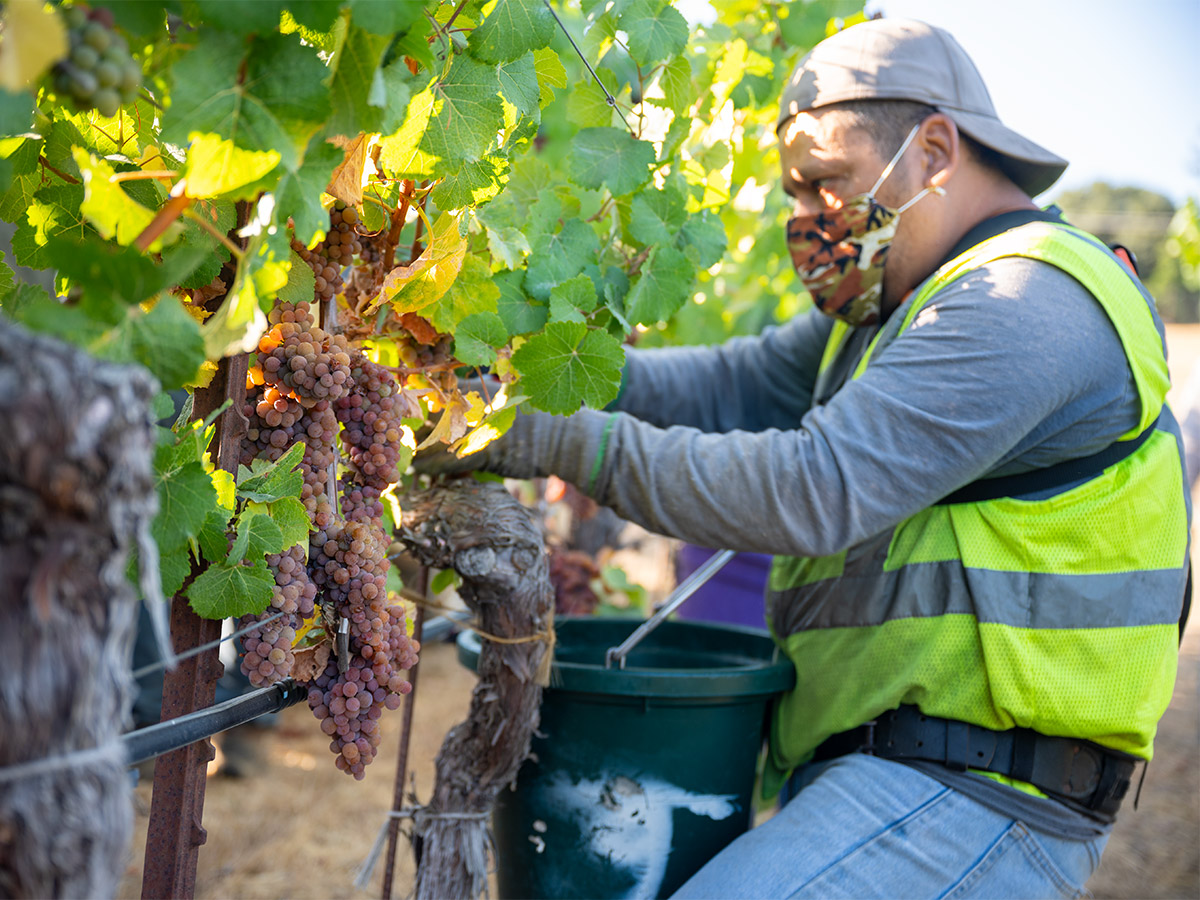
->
[421, 18, 1191, 899]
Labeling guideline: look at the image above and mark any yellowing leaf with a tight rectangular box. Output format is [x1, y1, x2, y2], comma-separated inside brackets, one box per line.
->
[326, 132, 374, 207]
[0, 1, 67, 91]
[417, 390, 471, 449]
[185, 359, 219, 389]
[372, 212, 467, 315]
[202, 269, 268, 359]
[183, 133, 281, 199]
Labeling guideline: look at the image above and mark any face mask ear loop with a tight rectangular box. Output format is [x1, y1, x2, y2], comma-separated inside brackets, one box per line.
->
[867, 123, 924, 198]
[895, 183, 946, 214]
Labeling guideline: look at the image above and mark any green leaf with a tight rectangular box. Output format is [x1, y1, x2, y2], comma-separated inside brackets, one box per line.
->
[0, 89, 33, 135]
[430, 567, 463, 594]
[497, 52, 541, 119]
[198, 505, 234, 564]
[629, 184, 687, 245]
[268, 496, 312, 553]
[430, 155, 510, 210]
[676, 210, 727, 268]
[657, 55, 693, 114]
[565, 128, 655, 197]
[494, 268, 547, 335]
[153, 459, 219, 552]
[625, 244, 694, 324]
[277, 249, 317, 308]
[0, 251, 14, 299]
[566, 77, 616, 129]
[327, 25, 392, 136]
[485, 223, 531, 270]
[229, 510, 286, 564]
[468, 0, 556, 63]
[276, 138, 344, 245]
[453, 311, 508, 366]
[44, 238, 165, 315]
[12, 184, 90, 268]
[162, 200, 237, 290]
[524, 218, 600, 301]
[186, 560, 276, 620]
[90, 296, 208, 391]
[162, 31, 330, 172]
[183, 133, 282, 200]
[203, 266, 268, 359]
[533, 47, 567, 107]
[548, 273, 598, 323]
[158, 545, 193, 600]
[347, 0, 424, 34]
[420, 55, 505, 164]
[237, 440, 306, 502]
[429, 254, 500, 333]
[619, 0, 688, 66]
[378, 81, 439, 178]
[511, 322, 625, 414]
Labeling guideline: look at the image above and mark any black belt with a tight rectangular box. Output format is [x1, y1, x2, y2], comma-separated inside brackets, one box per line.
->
[812, 706, 1140, 817]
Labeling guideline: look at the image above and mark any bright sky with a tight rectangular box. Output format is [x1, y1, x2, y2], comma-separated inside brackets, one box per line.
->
[865, 0, 1200, 206]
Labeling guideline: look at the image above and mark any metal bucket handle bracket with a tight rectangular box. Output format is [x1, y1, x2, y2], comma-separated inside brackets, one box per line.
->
[604, 549, 736, 669]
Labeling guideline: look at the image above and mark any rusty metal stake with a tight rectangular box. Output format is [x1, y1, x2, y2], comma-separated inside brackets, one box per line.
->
[141, 354, 248, 900]
[381, 567, 428, 900]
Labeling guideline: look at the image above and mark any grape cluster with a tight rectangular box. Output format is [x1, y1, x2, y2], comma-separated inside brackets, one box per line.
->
[53, 6, 142, 118]
[237, 283, 421, 777]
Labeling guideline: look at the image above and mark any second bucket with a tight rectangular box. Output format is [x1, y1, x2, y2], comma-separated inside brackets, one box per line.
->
[457, 616, 795, 899]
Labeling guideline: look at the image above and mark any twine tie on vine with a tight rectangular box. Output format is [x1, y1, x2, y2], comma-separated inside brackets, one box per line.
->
[354, 806, 492, 890]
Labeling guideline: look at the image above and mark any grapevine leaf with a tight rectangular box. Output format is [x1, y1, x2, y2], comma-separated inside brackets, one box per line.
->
[44, 238, 164, 315]
[212, 468, 237, 511]
[327, 25, 391, 136]
[658, 55, 693, 114]
[496, 52, 541, 120]
[619, 0, 689, 67]
[237, 440, 306, 502]
[268, 496, 312, 553]
[0, 171, 37, 224]
[378, 82, 439, 178]
[625, 244, 694, 324]
[198, 505, 234, 563]
[186, 560, 276, 620]
[275, 138, 343, 245]
[163, 31, 330, 172]
[153, 459, 218, 553]
[277, 249, 316, 308]
[158, 545, 193, 600]
[629, 184, 688, 244]
[377, 212, 468, 315]
[73, 149, 181, 250]
[192, 0, 288, 33]
[0, 89, 34, 135]
[565, 128, 655, 197]
[676, 209, 727, 267]
[533, 47, 567, 107]
[89, 295, 208, 391]
[163, 200, 237, 291]
[203, 267, 268, 359]
[453, 311, 508, 367]
[430, 155, 510, 210]
[183, 133, 282, 200]
[429, 254, 500, 333]
[485, 223, 531, 270]
[524, 218, 600, 301]
[229, 510, 285, 565]
[567, 76, 617, 129]
[468, 0, 555, 64]
[511, 322, 625, 414]
[13, 184, 90, 268]
[548, 274, 598, 323]
[494, 269, 546, 335]
[326, 133, 373, 208]
[419, 55, 505, 164]
[347, 0, 424, 34]
[0, 250, 12, 298]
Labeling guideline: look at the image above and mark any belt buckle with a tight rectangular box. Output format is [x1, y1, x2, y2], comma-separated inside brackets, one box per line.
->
[858, 720, 878, 756]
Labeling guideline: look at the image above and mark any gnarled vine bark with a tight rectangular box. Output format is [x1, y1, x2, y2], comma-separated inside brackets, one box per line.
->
[399, 480, 553, 900]
[0, 319, 158, 899]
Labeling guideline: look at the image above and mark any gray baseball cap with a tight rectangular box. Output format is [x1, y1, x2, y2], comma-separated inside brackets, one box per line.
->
[777, 18, 1068, 196]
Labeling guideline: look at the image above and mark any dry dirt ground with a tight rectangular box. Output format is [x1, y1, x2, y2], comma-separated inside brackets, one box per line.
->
[118, 328, 1200, 900]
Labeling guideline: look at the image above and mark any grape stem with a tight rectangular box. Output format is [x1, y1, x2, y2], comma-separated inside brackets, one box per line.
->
[111, 169, 179, 183]
[36, 156, 80, 186]
[134, 192, 192, 252]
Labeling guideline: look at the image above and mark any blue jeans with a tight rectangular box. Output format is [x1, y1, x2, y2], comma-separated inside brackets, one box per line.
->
[671, 754, 1107, 899]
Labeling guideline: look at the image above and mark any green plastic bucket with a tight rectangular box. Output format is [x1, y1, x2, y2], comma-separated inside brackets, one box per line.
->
[456, 616, 795, 899]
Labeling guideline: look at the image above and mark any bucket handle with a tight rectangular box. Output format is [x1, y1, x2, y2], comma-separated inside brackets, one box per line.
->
[604, 549, 737, 669]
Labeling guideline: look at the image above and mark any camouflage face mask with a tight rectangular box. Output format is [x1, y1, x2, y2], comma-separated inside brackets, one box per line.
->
[786, 125, 940, 326]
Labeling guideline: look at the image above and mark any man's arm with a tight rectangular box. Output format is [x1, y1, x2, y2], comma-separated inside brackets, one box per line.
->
[448, 260, 1139, 556]
[610, 309, 835, 433]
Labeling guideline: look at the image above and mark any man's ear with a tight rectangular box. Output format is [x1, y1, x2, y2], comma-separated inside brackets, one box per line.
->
[918, 114, 959, 190]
